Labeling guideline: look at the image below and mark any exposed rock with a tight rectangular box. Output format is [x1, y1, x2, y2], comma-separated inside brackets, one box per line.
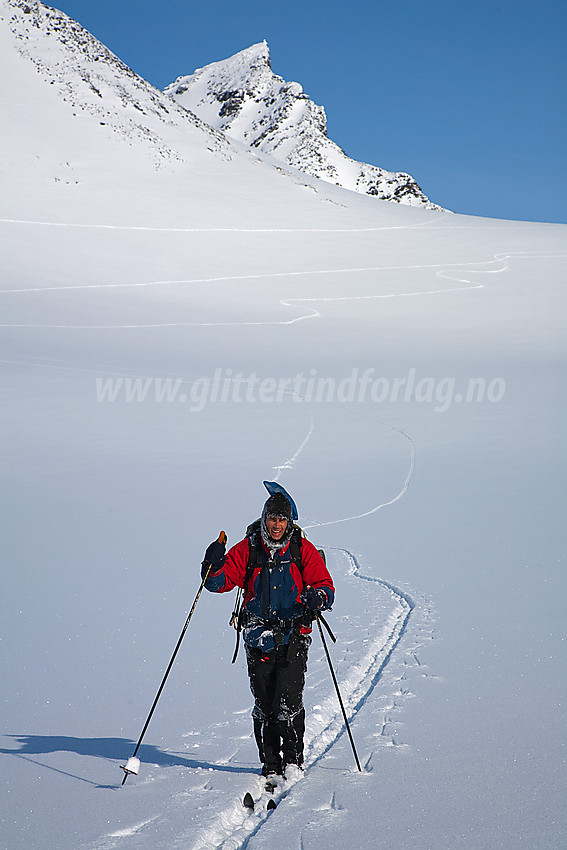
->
[6, 0, 228, 164]
[165, 41, 445, 210]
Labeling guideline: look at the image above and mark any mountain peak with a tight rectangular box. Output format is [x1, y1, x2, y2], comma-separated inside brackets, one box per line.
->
[239, 40, 271, 68]
[189, 41, 271, 81]
[165, 42, 443, 210]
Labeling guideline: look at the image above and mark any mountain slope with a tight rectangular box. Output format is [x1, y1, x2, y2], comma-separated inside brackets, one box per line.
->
[3, 0, 231, 161]
[165, 41, 444, 211]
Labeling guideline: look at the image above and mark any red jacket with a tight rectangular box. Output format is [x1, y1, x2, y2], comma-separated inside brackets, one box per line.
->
[205, 534, 335, 650]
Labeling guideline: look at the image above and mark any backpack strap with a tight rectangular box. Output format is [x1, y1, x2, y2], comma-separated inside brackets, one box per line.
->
[230, 523, 260, 664]
[289, 526, 303, 575]
[245, 525, 260, 599]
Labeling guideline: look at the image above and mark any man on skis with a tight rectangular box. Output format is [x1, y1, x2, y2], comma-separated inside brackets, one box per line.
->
[201, 489, 335, 781]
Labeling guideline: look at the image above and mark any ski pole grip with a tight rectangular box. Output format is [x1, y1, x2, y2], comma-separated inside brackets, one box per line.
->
[218, 531, 227, 545]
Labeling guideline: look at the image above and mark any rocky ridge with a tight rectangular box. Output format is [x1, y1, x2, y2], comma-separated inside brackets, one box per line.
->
[4, 0, 229, 165]
[165, 41, 444, 210]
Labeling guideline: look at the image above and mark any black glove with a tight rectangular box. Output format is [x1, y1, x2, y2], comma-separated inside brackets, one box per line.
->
[301, 586, 327, 611]
[201, 539, 226, 577]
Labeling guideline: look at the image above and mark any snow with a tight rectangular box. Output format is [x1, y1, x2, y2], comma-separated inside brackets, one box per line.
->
[123, 757, 141, 776]
[1, 2, 566, 849]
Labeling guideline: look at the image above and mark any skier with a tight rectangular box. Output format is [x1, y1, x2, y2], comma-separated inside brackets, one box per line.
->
[201, 489, 335, 781]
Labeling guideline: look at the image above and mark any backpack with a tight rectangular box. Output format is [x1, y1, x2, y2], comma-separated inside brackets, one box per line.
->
[229, 519, 304, 663]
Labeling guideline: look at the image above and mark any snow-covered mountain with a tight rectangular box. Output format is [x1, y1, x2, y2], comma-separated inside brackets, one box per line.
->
[1, 3, 566, 850]
[4, 2, 441, 212]
[165, 41, 444, 211]
[3, 0, 229, 165]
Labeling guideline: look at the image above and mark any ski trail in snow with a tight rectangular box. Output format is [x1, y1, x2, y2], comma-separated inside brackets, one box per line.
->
[0, 256, 511, 294]
[182, 408, 418, 849]
[1, 251, 561, 329]
[0, 216, 443, 233]
[266, 382, 414, 527]
[272, 413, 315, 481]
[302, 415, 415, 529]
[187, 549, 414, 850]
[3, 217, 563, 235]
[96, 547, 417, 850]
[267, 386, 415, 530]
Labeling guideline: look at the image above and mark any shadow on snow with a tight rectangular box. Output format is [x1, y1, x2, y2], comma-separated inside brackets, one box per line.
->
[0, 734, 258, 788]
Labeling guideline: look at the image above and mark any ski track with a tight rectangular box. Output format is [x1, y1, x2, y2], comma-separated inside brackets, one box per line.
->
[272, 412, 315, 482]
[1, 217, 561, 234]
[178, 416, 420, 848]
[1, 214, 563, 329]
[0, 215, 449, 232]
[1, 253, 561, 328]
[86, 414, 421, 850]
[266, 381, 415, 527]
[302, 413, 415, 529]
[185, 548, 415, 850]
[174, 412, 421, 848]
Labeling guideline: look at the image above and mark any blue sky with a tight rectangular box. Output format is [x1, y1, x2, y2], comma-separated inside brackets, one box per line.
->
[54, 0, 566, 223]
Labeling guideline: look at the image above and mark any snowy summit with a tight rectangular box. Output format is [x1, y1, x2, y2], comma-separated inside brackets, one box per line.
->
[165, 41, 444, 210]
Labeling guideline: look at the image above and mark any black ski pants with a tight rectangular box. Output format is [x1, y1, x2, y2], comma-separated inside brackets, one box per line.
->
[245, 638, 309, 773]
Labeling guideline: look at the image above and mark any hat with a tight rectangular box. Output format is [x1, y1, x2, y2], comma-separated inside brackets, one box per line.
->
[263, 492, 293, 521]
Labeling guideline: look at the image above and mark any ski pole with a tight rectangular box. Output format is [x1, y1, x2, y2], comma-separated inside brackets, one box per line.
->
[317, 611, 337, 644]
[120, 531, 227, 784]
[315, 610, 362, 772]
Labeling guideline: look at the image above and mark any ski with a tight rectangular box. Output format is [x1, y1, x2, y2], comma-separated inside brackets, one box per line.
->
[242, 790, 278, 811]
[242, 774, 284, 811]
